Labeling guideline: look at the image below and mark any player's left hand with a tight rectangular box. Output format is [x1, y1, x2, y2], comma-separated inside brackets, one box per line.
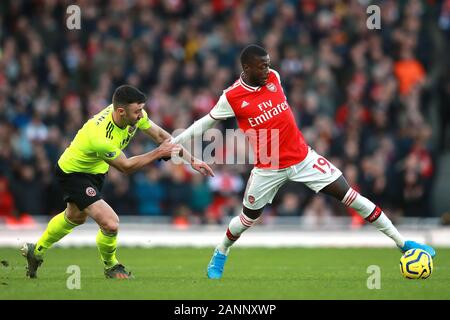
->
[191, 161, 214, 177]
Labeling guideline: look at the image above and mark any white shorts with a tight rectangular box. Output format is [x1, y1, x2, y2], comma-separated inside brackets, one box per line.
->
[243, 147, 342, 210]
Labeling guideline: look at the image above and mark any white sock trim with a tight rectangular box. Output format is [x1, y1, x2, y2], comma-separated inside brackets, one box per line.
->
[342, 188, 358, 206]
[239, 212, 256, 228]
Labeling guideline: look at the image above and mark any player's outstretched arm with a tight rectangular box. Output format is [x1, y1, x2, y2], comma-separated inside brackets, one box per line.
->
[105, 139, 180, 174]
[143, 118, 215, 177]
[172, 114, 218, 145]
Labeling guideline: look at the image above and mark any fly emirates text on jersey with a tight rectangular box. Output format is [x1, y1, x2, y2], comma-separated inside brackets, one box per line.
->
[248, 99, 289, 127]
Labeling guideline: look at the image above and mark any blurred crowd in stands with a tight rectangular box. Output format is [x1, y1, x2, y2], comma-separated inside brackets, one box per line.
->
[0, 0, 449, 228]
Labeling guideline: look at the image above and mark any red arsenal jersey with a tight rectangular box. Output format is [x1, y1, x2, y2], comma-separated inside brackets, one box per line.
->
[209, 69, 308, 169]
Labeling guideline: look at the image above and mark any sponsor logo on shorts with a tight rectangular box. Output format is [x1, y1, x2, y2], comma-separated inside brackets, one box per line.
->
[248, 195, 255, 204]
[266, 82, 277, 92]
[86, 187, 96, 197]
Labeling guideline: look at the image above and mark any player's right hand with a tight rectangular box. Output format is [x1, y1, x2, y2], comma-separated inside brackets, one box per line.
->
[158, 138, 182, 159]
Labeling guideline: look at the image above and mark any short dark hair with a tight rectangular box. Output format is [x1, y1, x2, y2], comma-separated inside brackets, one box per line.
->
[112, 85, 147, 109]
[240, 44, 268, 67]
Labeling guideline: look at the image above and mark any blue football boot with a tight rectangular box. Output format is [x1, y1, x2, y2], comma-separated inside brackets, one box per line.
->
[400, 240, 436, 258]
[207, 249, 228, 279]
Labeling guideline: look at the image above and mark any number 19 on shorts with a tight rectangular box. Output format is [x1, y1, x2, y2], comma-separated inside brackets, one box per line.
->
[312, 157, 331, 174]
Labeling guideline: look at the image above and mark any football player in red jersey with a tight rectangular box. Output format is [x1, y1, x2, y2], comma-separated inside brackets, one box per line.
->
[174, 44, 435, 279]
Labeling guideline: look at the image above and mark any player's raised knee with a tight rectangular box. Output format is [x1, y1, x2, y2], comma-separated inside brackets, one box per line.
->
[101, 221, 119, 234]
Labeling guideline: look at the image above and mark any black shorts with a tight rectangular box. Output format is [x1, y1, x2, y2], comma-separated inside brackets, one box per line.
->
[55, 164, 106, 211]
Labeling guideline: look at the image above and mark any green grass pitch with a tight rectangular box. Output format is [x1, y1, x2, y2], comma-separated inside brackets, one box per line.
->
[0, 247, 449, 300]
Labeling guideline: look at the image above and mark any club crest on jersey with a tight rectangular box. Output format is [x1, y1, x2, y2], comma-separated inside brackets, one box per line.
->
[86, 187, 96, 197]
[248, 195, 255, 204]
[128, 125, 136, 134]
[266, 82, 277, 92]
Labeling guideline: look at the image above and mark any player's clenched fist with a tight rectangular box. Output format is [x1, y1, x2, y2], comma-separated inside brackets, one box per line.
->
[157, 138, 182, 159]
